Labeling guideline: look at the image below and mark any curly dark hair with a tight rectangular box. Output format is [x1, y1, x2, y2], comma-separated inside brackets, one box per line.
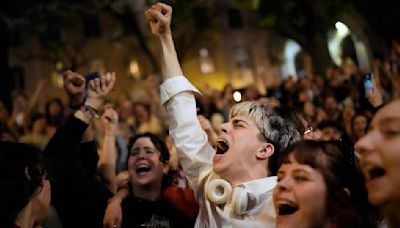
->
[0, 141, 48, 227]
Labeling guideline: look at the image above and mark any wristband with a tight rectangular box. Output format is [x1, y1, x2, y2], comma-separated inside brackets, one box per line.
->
[80, 104, 100, 119]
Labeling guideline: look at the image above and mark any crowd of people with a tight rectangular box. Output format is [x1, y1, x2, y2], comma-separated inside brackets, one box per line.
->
[1, 2, 400, 228]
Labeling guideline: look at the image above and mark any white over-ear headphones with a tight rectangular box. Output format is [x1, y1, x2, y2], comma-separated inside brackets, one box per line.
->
[206, 179, 256, 215]
[207, 178, 232, 204]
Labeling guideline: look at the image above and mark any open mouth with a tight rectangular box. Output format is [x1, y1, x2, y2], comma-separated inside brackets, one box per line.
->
[71, 77, 84, 86]
[216, 138, 229, 155]
[367, 166, 386, 180]
[277, 203, 299, 216]
[136, 164, 151, 174]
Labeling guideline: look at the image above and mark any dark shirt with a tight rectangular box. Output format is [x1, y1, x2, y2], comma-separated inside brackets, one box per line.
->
[121, 195, 193, 228]
[44, 116, 112, 228]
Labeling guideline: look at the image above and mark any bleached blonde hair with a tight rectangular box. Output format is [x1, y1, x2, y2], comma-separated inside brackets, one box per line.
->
[230, 101, 301, 174]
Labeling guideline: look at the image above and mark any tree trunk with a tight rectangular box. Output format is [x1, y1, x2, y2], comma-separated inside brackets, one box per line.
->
[307, 32, 333, 76]
[0, 18, 13, 112]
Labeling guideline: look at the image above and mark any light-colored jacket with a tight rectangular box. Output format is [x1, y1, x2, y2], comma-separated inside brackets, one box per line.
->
[160, 76, 276, 228]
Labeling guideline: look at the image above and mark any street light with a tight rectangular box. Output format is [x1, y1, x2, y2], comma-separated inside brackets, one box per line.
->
[335, 21, 349, 36]
[233, 91, 241, 102]
[199, 47, 215, 74]
[129, 58, 141, 80]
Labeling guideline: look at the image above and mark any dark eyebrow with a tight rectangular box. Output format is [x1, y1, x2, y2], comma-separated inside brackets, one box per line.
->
[131, 146, 157, 152]
[292, 169, 310, 175]
[371, 117, 400, 131]
[277, 168, 310, 177]
[277, 170, 285, 176]
[379, 117, 400, 125]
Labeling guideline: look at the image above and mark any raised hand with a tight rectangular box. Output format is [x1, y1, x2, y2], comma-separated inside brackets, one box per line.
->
[84, 72, 116, 111]
[87, 72, 116, 100]
[366, 75, 383, 108]
[198, 115, 214, 133]
[101, 107, 119, 135]
[144, 3, 172, 36]
[145, 3, 183, 78]
[198, 114, 218, 147]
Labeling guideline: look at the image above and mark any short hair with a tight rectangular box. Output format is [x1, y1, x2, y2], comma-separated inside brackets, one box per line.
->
[277, 140, 380, 227]
[127, 132, 170, 164]
[0, 142, 47, 227]
[229, 101, 301, 175]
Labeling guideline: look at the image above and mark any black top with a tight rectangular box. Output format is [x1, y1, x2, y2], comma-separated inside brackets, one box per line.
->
[122, 195, 193, 227]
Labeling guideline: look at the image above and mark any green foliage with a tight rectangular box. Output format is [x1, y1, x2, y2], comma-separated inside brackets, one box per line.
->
[256, 0, 355, 32]
[231, 0, 260, 10]
[259, 14, 277, 27]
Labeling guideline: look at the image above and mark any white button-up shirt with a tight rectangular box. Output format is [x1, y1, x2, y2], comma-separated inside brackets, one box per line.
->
[160, 76, 276, 228]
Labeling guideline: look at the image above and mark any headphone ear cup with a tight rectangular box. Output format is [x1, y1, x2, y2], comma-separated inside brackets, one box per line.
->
[207, 179, 232, 205]
[232, 187, 248, 215]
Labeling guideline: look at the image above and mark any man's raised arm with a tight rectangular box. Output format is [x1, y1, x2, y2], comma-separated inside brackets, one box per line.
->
[145, 3, 182, 79]
[145, 3, 215, 193]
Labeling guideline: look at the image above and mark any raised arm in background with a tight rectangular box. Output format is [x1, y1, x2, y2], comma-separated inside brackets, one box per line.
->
[98, 107, 119, 193]
[44, 71, 116, 228]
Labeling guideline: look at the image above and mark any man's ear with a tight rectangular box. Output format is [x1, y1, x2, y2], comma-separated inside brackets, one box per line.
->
[256, 143, 274, 160]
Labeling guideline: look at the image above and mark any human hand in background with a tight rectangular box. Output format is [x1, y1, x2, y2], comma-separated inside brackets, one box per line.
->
[86, 72, 116, 110]
[101, 107, 119, 135]
[198, 114, 218, 147]
[366, 75, 383, 108]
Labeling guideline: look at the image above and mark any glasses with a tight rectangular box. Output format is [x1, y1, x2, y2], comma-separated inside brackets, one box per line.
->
[304, 126, 313, 135]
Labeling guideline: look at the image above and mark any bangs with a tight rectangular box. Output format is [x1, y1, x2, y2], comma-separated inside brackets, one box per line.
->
[279, 140, 328, 170]
[229, 101, 257, 119]
[229, 101, 273, 133]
